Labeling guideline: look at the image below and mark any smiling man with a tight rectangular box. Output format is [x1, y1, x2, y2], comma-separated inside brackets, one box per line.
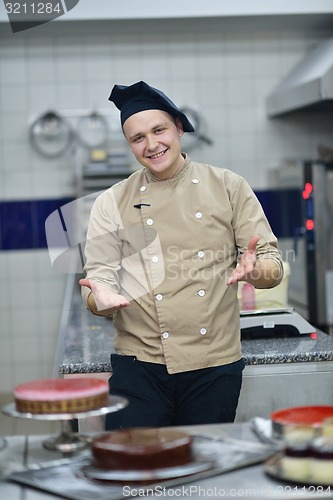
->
[80, 81, 283, 430]
[124, 110, 184, 180]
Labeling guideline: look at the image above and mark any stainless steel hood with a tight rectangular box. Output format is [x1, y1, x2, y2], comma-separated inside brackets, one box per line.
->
[266, 37, 333, 116]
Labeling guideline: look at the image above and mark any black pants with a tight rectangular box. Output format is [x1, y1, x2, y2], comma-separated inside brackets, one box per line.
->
[105, 354, 244, 430]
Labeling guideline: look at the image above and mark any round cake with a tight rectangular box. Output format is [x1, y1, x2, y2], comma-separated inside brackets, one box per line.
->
[310, 442, 333, 485]
[310, 418, 333, 485]
[281, 425, 314, 482]
[14, 377, 109, 414]
[91, 428, 193, 470]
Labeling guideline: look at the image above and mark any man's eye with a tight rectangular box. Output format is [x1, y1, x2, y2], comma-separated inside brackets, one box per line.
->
[133, 136, 143, 143]
[155, 128, 165, 134]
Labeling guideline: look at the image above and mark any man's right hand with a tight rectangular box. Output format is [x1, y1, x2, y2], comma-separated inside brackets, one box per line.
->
[79, 278, 130, 315]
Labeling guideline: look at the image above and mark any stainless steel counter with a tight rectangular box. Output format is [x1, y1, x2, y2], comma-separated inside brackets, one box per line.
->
[0, 422, 332, 500]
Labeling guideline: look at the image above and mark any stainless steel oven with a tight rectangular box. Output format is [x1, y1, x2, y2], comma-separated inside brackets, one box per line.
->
[269, 160, 333, 334]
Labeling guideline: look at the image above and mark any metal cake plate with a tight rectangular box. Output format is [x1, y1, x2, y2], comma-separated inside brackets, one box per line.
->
[2, 396, 128, 453]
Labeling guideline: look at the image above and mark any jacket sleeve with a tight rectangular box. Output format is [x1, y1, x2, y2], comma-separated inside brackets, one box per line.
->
[81, 189, 123, 308]
[229, 174, 284, 288]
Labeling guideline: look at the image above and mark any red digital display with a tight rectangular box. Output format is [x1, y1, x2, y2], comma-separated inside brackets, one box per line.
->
[304, 182, 313, 194]
[306, 219, 315, 230]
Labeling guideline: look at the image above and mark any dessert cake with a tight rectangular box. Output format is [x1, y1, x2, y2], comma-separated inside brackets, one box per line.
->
[280, 420, 333, 484]
[310, 442, 333, 484]
[281, 425, 314, 481]
[310, 418, 333, 485]
[14, 377, 109, 414]
[92, 428, 193, 470]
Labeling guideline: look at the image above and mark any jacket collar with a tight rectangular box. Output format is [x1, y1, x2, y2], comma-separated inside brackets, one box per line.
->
[144, 153, 191, 183]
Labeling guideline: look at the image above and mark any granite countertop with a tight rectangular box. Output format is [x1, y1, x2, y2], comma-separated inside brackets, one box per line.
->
[59, 288, 333, 375]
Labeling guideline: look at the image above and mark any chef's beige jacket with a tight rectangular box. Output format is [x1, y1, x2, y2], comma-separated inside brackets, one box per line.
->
[82, 155, 283, 374]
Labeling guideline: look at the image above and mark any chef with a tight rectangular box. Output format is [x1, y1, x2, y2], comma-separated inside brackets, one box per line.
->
[79, 81, 283, 429]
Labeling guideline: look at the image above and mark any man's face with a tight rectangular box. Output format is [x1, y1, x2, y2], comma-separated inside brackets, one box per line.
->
[123, 109, 184, 180]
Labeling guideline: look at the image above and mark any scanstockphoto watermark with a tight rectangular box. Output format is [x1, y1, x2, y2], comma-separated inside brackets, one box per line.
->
[123, 484, 333, 497]
[123, 485, 258, 497]
[3, 0, 80, 33]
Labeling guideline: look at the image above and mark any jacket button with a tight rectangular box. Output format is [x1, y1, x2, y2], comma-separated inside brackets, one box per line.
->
[140, 186, 147, 192]
[155, 293, 163, 301]
[151, 256, 159, 263]
[200, 328, 207, 335]
[162, 332, 169, 339]
[192, 179, 199, 184]
[195, 212, 202, 219]
[198, 289, 206, 297]
[147, 218, 154, 225]
[197, 250, 205, 258]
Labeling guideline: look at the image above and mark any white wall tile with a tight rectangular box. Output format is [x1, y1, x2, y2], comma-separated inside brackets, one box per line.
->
[83, 82, 112, 111]
[1, 114, 27, 144]
[224, 106, 256, 134]
[13, 335, 40, 363]
[0, 84, 27, 113]
[226, 78, 256, 107]
[252, 37, 281, 77]
[82, 54, 111, 83]
[9, 280, 39, 309]
[33, 249, 60, 276]
[0, 305, 11, 339]
[2, 143, 31, 174]
[27, 83, 57, 113]
[3, 172, 34, 199]
[7, 251, 36, 279]
[27, 39, 56, 84]
[54, 38, 84, 82]
[30, 169, 75, 198]
[10, 306, 38, 338]
[13, 362, 44, 386]
[0, 361, 15, 393]
[37, 277, 67, 308]
[57, 82, 85, 110]
[0, 55, 27, 84]
[167, 73, 195, 98]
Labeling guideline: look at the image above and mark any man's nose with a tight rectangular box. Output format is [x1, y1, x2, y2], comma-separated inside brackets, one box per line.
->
[146, 135, 158, 150]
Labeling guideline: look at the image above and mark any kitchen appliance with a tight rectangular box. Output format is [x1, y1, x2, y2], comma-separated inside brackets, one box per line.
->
[240, 308, 316, 336]
[268, 160, 333, 334]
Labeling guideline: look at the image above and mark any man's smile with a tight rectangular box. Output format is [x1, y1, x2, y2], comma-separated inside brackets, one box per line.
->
[147, 149, 168, 159]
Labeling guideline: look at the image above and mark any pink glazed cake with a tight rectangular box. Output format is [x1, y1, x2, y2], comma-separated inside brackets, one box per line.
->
[14, 378, 109, 414]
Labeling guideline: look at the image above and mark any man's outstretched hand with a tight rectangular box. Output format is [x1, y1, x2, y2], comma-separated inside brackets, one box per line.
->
[227, 235, 260, 285]
[79, 278, 130, 314]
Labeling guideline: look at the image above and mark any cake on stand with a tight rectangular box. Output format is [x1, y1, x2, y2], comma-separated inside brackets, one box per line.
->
[2, 395, 128, 454]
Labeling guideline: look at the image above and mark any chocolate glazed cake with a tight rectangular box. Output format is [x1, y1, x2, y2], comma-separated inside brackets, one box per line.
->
[92, 428, 193, 470]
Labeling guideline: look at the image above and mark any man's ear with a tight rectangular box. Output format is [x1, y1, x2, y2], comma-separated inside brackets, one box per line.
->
[175, 118, 184, 137]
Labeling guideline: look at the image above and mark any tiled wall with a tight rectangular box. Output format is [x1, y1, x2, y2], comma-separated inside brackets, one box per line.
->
[1, 19, 333, 394]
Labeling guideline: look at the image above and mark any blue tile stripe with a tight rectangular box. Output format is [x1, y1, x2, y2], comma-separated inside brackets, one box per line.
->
[0, 189, 301, 251]
[256, 189, 302, 238]
[0, 197, 73, 251]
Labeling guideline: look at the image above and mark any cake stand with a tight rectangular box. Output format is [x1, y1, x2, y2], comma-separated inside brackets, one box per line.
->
[2, 395, 128, 454]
